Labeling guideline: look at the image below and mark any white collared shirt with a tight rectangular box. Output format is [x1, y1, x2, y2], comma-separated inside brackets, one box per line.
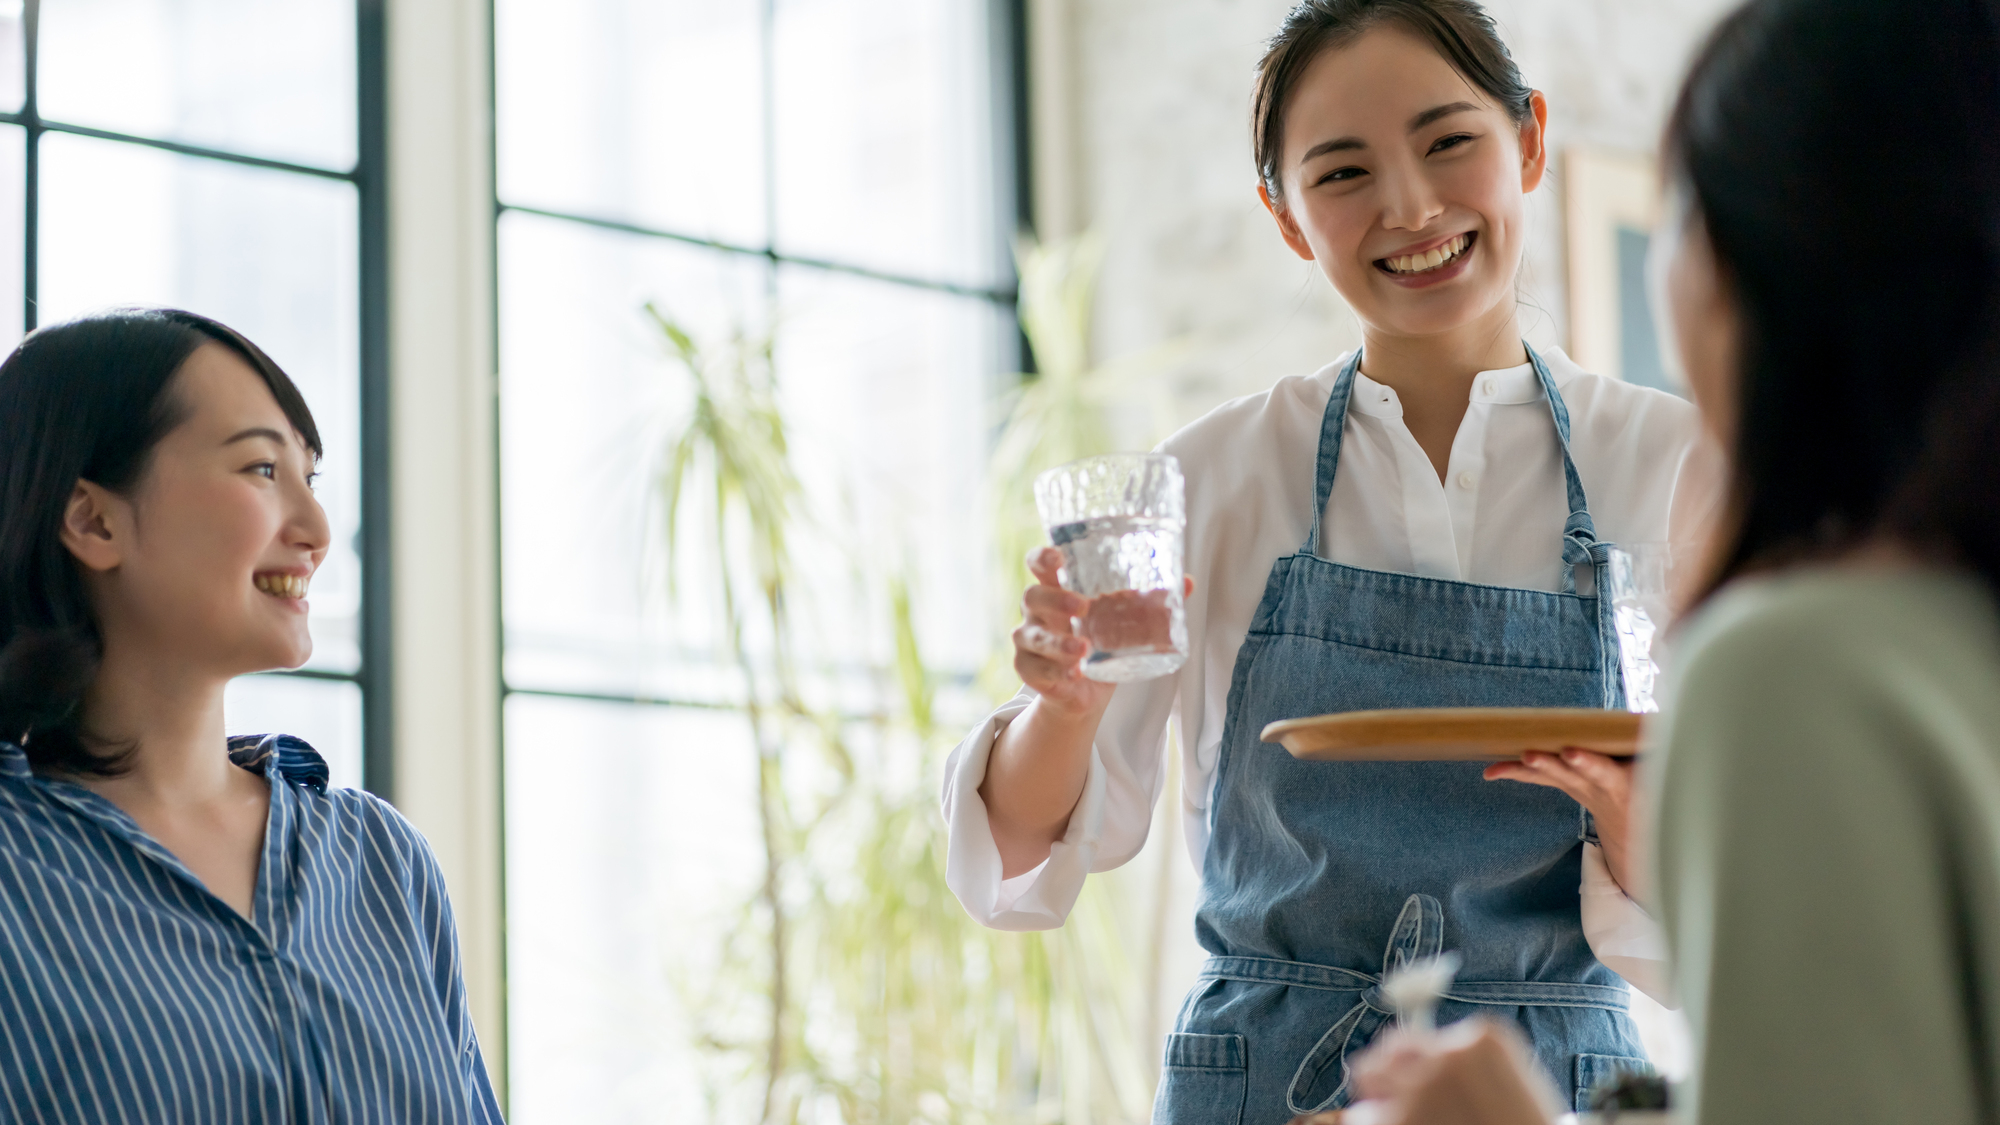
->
[941, 348, 1721, 1004]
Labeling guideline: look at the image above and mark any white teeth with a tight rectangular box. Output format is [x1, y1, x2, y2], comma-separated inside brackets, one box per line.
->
[255, 574, 308, 599]
[1384, 234, 1471, 275]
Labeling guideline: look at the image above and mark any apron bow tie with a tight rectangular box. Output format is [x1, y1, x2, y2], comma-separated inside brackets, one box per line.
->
[1283, 892, 1443, 1115]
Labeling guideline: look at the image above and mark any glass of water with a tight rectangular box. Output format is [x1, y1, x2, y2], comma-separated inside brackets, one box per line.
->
[1605, 543, 1674, 713]
[1033, 453, 1189, 683]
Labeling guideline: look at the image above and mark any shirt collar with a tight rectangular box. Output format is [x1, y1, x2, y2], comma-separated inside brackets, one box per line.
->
[1348, 358, 1546, 419]
[0, 733, 329, 793]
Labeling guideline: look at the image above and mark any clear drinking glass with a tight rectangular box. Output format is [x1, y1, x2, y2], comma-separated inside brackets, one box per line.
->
[1606, 543, 1674, 713]
[1033, 453, 1189, 682]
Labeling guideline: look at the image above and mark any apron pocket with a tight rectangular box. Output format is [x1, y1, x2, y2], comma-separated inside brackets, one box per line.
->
[1153, 1032, 1247, 1125]
[1574, 1052, 1653, 1112]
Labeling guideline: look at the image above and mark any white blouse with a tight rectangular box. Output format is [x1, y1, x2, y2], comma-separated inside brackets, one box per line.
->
[941, 348, 1721, 1004]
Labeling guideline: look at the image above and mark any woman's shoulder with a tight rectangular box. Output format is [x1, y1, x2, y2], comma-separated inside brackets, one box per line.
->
[237, 734, 442, 873]
[1541, 348, 1703, 454]
[1157, 354, 1348, 465]
[1672, 566, 2000, 735]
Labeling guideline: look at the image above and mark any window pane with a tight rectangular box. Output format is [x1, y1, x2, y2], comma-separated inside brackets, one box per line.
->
[496, 0, 766, 247]
[39, 134, 364, 674]
[0, 4, 23, 114]
[773, 0, 1001, 288]
[39, 0, 357, 169]
[0, 124, 22, 343]
[224, 674, 364, 790]
[499, 211, 766, 702]
[774, 265, 1002, 678]
[503, 695, 761, 1124]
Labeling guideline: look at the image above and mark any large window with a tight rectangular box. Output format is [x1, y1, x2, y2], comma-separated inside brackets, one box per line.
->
[495, 1, 1024, 1118]
[4, 0, 388, 791]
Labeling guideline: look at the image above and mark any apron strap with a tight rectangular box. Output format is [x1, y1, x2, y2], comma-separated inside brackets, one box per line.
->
[1301, 345, 1609, 593]
[1195, 894, 1631, 1116]
[1302, 350, 1365, 561]
[1527, 345, 1626, 708]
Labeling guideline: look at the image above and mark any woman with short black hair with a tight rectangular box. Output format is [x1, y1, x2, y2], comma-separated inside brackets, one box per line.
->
[0, 309, 502, 1123]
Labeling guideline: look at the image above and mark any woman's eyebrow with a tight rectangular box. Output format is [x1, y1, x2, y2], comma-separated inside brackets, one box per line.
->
[1408, 101, 1481, 131]
[222, 427, 288, 447]
[1298, 101, 1485, 164]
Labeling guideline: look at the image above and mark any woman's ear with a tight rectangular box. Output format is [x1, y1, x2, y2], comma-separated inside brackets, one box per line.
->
[1259, 182, 1317, 261]
[60, 481, 127, 573]
[1519, 90, 1550, 193]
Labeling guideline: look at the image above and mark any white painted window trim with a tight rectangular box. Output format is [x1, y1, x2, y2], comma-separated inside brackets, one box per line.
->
[385, 0, 505, 1097]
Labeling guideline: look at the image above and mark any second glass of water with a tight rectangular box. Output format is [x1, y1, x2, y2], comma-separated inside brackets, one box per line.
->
[1033, 453, 1188, 683]
[1606, 543, 1674, 713]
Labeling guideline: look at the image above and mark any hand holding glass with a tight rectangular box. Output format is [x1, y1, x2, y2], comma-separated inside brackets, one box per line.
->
[1033, 454, 1189, 683]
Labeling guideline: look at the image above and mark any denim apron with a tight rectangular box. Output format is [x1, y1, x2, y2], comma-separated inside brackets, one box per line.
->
[1154, 347, 1647, 1125]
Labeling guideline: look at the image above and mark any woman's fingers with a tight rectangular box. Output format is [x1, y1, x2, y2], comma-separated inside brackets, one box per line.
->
[1025, 546, 1066, 588]
[1348, 1021, 1562, 1125]
[1559, 748, 1634, 791]
[1014, 621, 1083, 660]
[1484, 751, 1602, 805]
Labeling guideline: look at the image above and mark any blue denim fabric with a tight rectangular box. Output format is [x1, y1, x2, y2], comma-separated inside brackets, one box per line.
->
[1155, 348, 1647, 1124]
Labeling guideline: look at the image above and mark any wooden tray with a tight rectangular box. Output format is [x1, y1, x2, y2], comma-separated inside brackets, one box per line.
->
[1261, 707, 1642, 762]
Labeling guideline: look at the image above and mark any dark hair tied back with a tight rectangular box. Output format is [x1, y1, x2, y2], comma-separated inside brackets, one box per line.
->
[1253, 0, 1532, 203]
[1666, 0, 2000, 600]
[0, 309, 320, 775]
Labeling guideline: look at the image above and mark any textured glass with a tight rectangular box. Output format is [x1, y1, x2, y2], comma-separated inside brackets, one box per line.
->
[40, 0, 356, 170]
[39, 134, 364, 674]
[503, 695, 761, 1124]
[496, 0, 765, 247]
[1607, 542, 1674, 714]
[772, 0, 1001, 287]
[498, 210, 767, 702]
[223, 674, 363, 790]
[1034, 454, 1188, 682]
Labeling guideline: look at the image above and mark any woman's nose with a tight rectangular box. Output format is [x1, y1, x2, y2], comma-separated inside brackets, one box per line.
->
[1379, 167, 1445, 231]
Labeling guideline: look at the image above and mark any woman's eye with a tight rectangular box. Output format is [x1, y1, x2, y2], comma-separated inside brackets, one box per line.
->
[306, 472, 320, 491]
[1318, 166, 1366, 186]
[249, 462, 277, 480]
[1429, 133, 1475, 155]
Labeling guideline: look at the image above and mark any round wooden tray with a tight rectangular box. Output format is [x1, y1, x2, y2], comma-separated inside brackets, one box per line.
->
[1261, 707, 1642, 762]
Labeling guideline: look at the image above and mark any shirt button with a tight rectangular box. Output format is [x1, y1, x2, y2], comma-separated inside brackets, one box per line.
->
[1482, 378, 1496, 397]
[1458, 471, 1476, 489]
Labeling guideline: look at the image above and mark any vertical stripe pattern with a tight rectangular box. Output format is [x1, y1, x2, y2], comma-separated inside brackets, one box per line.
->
[0, 734, 504, 1124]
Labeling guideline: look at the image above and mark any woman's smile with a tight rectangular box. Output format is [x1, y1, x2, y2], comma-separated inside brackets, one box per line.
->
[1375, 230, 1477, 287]
[252, 569, 312, 607]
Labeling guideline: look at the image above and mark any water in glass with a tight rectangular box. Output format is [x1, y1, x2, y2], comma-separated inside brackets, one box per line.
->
[1035, 454, 1188, 683]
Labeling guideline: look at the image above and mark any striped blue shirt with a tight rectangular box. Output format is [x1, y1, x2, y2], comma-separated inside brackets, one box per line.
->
[0, 733, 504, 1124]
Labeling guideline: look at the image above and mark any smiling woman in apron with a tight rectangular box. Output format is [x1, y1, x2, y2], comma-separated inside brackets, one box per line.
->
[942, 2, 1718, 1121]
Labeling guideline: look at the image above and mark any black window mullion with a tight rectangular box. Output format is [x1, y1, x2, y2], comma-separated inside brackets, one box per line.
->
[22, 0, 38, 333]
[20, 0, 385, 793]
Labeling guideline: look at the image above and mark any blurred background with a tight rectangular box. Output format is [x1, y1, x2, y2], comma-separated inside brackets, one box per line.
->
[10, 0, 1731, 1120]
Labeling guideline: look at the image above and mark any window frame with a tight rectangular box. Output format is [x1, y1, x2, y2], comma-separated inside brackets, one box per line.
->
[485, 0, 1036, 1101]
[488, 0, 1033, 715]
[5, 0, 395, 799]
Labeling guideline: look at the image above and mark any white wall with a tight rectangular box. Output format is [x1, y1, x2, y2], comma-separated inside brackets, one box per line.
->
[1032, 0, 1739, 1079]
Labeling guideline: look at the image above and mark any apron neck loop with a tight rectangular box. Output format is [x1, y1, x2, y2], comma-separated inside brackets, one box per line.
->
[1304, 344, 1606, 596]
[1303, 350, 1364, 560]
